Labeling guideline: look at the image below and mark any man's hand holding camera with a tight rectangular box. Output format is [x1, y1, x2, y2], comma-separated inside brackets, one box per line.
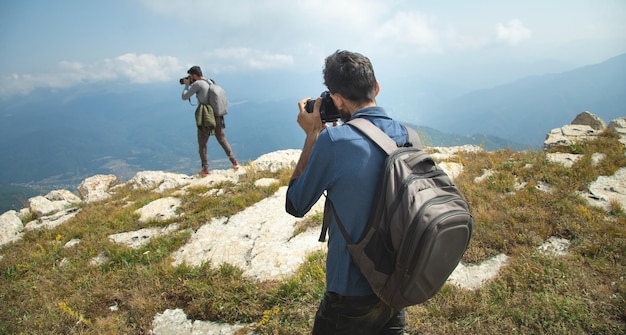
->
[290, 97, 327, 181]
[297, 97, 325, 136]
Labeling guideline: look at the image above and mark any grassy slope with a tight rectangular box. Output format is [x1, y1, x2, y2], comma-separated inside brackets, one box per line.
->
[0, 131, 625, 334]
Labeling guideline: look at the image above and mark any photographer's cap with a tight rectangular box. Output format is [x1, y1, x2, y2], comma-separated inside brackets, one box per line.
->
[187, 66, 202, 76]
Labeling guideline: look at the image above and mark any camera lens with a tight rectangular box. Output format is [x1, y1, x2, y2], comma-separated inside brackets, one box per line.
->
[304, 91, 340, 123]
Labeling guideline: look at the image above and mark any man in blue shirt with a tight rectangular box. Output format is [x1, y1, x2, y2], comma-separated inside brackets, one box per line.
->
[286, 50, 407, 334]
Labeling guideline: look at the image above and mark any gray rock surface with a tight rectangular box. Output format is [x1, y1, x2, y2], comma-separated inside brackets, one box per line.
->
[587, 167, 626, 210]
[109, 223, 181, 249]
[608, 117, 626, 145]
[135, 197, 182, 223]
[0, 211, 23, 246]
[78, 174, 120, 203]
[169, 186, 326, 281]
[571, 111, 606, 130]
[544, 124, 598, 150]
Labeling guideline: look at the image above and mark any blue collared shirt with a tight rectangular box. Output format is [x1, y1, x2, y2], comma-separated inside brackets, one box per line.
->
[286, 106, 408, 296]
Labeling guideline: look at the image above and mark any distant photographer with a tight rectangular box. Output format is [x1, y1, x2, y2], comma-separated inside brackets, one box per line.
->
[181, 66, 239, 177]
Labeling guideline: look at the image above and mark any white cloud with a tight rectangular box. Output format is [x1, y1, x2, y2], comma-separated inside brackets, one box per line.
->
[200, 48, 294, 73]
[141, 0, 393, 58]
[375, 11, 442, 52]
[0, 49, 298, 99]
[496, 19, 532, 46]
[102, 53, 181, 83]
[140, 1, 541, 64]
[0, 53, 183, 99]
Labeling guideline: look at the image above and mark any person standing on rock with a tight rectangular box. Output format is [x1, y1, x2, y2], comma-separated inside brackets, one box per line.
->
[285, 50, 407, 334]
[181, 65, 240, 177]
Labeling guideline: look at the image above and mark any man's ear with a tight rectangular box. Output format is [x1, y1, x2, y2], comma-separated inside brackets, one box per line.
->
[374, 81, 380, 97]
[331, 93, 345, 110]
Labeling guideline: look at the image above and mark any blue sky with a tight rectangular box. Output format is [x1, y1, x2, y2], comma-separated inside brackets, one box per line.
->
[1, 0, 625, 100]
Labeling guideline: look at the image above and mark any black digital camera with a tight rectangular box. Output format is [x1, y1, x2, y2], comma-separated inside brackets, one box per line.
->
[304, 91, 340, 123]
[179, 76, 193, 85]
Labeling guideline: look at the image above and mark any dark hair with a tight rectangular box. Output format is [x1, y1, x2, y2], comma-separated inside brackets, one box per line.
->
[187, 65, 203, 76]
[323, 50, 377, 103]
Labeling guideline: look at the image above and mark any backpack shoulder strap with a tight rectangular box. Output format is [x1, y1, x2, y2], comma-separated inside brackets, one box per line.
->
[192, 79, 209, 106]
[319, 194, 353, 244]
[348, 118, 423, 153]
[403, 124, 423, 149]
[348, 118, 398, 155]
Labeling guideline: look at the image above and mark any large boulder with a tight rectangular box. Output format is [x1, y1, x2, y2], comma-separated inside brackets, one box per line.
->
[587, 167, 626, 211]
[252, 149, 302, 172]
[24, 208, 80, 231]
[543, 124, 598, 150]
[170, 186, 326, 281]
[545, 112, 626, 150]
[571, 111, 606, 130]
[135, 197, 182, 223]
[127, 171, 193, 193]
[0, 210, 24, 247]
[28, 196, 67, 218]
[78, 174, 120, 203]
[45, 189, 82, 204]
[28, 189, 82, 218]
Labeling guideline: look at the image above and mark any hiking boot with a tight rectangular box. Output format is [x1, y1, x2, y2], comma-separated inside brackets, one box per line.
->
[231, 160, 240, 170]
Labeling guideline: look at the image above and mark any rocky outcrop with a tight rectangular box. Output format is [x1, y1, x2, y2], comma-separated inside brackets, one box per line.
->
[251, 149, 302, 172]
[151, 309, 254, 335]
[78, 174, 120, 203]
[609, 117, 626, 145]
[109, 223, 181, 249]
[0, 211, 23, 246]
[545, 111, 626, 211]
[544, 111, 626, 150]
[28, 189, 81, 218]
[543, 125, 599, 150]
[127, 171, 193, 193]
[571, 111, 606, 130]
[170, 186, 326, 280]
[135, 197, 182, 223]
[583, 167, 626, 211]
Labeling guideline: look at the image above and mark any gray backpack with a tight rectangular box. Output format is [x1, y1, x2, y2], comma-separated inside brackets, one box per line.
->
[322, 117, 473, 309]
[205, 79, 228, 116]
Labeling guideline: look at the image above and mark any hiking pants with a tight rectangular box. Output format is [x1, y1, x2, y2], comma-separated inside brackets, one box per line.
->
[197, 116, 237, 170]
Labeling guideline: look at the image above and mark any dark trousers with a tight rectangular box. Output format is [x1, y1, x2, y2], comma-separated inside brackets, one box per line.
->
[312, 292, 406, 335]
[197, 117, 237, 170]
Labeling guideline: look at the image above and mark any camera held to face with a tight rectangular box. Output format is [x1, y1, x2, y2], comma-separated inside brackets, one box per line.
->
[179, 76, 193, 85]
[305, 91, 340, 123]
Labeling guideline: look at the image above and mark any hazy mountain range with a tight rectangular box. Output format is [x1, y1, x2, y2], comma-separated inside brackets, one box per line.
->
[1, 53, 624, 212]
[420, 53, 626, 144]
